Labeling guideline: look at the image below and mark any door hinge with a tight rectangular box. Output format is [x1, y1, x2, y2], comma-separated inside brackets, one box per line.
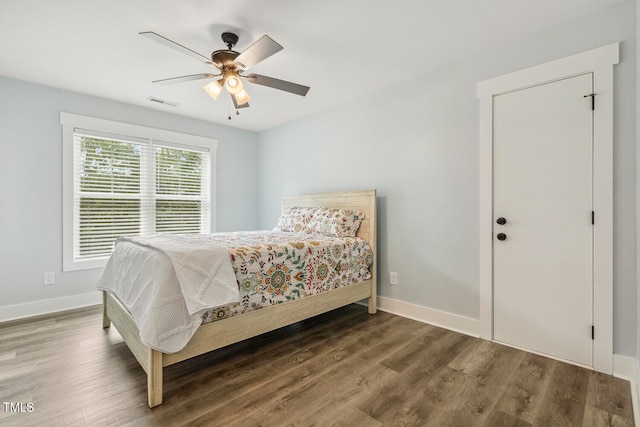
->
[591, 211, 594, 225]
[592, 325, 595, 340]
[584, 93, 595, 110]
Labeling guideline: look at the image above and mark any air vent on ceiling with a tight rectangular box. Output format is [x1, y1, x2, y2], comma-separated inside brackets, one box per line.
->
[147, 96, 179, 107]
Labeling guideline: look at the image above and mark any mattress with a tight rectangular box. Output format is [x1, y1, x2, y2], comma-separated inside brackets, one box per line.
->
[97, 231, 373, 353]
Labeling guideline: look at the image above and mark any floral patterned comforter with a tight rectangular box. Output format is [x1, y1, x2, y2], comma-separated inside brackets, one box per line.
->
[199, 231, 373, 324]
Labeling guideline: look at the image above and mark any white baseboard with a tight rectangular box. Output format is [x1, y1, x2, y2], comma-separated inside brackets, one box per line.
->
[0, 291, 102, 323]
[632, 357, 640, 427]
[613, 354, 636, 380]
[376, 295, 480, 337]
[612, 353, 639, 425]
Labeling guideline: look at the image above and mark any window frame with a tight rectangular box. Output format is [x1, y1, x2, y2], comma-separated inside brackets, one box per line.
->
[61, 112, 218, 271]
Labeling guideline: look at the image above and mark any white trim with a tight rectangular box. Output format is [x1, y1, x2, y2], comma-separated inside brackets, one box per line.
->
[0, 292, 102, 323]
[60, 112, 219, 149]
[477, 43, 618, 374]
[615, 355, 640, 427]
[60, 112, 218, 272]
[376, 296, 480, 337]
[478, 95, 494, 340]
[634, 358, 640, 427]
[591, 63, 615, 373]
[477, 43, 619, 97]
[613, 354, 636, 380]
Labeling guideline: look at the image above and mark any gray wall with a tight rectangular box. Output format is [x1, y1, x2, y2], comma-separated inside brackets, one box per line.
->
[257, 1, 637, 355]
[0, 76, 259, 307]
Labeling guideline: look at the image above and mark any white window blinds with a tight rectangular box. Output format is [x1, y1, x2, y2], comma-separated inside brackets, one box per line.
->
[72, 129, 210, 262]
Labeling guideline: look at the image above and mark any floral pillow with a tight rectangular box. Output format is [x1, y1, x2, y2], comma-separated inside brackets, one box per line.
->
[308, 208, 365, 237]
[273, 207, 317, 233]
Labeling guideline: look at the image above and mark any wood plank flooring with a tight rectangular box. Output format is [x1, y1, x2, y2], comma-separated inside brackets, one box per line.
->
[0, 304, 634, 426]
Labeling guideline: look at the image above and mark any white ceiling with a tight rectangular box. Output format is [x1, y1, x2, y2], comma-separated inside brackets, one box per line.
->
[0, 0, 625, 132]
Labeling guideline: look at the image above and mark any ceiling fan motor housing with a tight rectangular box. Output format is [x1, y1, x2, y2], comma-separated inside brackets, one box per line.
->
[211, 33, 241, 68]
[210, 50, 239, 68]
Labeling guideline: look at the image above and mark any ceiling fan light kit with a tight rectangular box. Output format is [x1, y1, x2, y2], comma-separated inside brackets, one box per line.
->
[141, 30, 310, 117]
[235, 89, 251, 105]
[203, 79, 223, 100]
[222, 69, 244, 94]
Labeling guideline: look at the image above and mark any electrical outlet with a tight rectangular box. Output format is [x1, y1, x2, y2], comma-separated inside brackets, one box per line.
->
[43, 272, 55, 286]
[390, 272, 398, 286]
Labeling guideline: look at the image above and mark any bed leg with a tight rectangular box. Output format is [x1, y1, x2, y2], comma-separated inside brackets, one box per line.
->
[102, 291, 111, 328]
[368, 295, 377, 314]
[147, 349, 163, 408]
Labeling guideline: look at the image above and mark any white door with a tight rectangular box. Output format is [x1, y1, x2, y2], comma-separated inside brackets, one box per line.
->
[492, 73, 593, 366]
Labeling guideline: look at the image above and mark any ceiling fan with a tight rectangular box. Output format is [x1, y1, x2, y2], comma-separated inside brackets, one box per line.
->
[140, 31, 310, 110]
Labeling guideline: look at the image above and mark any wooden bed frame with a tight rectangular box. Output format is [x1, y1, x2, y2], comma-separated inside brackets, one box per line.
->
[102, 190, 377, 407]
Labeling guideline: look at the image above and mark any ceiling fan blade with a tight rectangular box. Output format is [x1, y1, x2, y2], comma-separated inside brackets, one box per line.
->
[234, 35, 283, 70]
[152, 73, 218, 85]
[140, 31, 212, 65]
[245, 73, 310, 96]
[231, 94, 250, 109]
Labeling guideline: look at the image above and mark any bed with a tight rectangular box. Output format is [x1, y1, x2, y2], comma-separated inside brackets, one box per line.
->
[100, 190, 377, 407]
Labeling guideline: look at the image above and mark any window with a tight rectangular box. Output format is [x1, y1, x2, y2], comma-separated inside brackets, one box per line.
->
[61, 113, 217, 271]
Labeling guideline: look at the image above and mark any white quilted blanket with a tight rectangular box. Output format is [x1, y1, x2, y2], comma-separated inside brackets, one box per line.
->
[97, 234, 240, 353]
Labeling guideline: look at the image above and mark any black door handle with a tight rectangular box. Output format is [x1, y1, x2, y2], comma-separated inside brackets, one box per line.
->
[497, 233, 507, 241]
[496, 217, 507, 225]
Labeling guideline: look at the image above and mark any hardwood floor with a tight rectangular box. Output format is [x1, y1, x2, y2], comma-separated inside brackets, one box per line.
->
[0, 304, 634, 426]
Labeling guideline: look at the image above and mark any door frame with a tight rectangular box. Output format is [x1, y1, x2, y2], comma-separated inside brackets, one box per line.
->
[477, 43, 619, 374]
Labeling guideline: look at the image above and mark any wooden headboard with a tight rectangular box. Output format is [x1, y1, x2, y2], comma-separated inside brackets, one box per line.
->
[281, 190, 377, 292]
[282, 190, 376, 245]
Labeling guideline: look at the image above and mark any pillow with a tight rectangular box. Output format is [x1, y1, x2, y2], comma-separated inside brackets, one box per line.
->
[273, 207, 317, 233]
[308, 208, 365, 237]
